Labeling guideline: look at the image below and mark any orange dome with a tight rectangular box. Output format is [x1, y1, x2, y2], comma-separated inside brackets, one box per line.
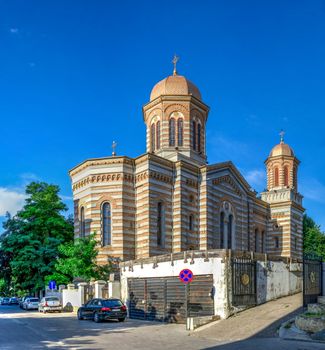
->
[269, 142, 294, 157]
[150, 75, 201, 101]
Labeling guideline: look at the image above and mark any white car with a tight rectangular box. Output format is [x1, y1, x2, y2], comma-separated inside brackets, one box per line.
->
[23, 297, 39, 310]
[38, 297, 62, 313]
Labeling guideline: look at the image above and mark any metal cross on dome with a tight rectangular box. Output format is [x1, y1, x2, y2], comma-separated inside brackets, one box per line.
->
[279, 130, 285, 143]
[112, 140, 117, 156]
[172, 54, 179, 76]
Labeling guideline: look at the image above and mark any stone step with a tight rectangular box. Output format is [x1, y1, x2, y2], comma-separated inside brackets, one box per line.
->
[318, 296, 325, 305]
[308, 303, 325, 314]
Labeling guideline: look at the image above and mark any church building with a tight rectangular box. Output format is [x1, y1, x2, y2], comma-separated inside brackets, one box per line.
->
[69, 61, 304, 264]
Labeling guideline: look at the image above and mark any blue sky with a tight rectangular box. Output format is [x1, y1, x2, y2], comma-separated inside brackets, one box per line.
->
[0, 0, 325, 232]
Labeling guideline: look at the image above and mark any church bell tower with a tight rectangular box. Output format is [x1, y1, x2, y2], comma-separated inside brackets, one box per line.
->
[261, 132, 304, 258]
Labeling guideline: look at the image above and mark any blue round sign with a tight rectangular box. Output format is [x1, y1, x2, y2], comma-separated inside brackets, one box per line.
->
[48, 280, 56, 290]
[179, 269, 194, 284]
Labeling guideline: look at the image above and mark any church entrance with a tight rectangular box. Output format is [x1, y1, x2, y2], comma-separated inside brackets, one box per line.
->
[128, 275, 214, 323]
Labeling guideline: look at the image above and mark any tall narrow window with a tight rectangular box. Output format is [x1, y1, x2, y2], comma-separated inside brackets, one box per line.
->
[261, 231, 265, 253]
[169, 118, 175, 146]
[80, 207, 85, 238]
[274, 237, 279, 248]
[157, 202, 164, 246]
[255, 229, 259, 252]
[228, 215, 233, 249]
[274, 167, 279, 187]
[102, 202, 111, 246]
[197, 123, 201, 152]
[150, 123, 156, 151]
[284, 166, 289, 187]
[177, 119, 183, 146]
[192, 121, 196, 150]
[220, 212, 225, 248]
[156, 121, 160, 149]
[189, 214, 194, 231]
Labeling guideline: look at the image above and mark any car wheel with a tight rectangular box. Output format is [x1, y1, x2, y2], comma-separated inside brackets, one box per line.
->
[93, 312, 101, 323]
[77, 310, 84, 320]
[118, 318, 126, 322]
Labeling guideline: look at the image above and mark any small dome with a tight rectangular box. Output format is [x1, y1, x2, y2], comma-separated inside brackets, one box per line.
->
[150, 75, 201, 101]
[269, 142, 294, 157]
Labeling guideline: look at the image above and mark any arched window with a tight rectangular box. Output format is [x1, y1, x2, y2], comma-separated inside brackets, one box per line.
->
[150, 123, 156, 152]
[189, 214, 194, 231]
[192, 121, 196, 150]
[284, 166, 289, 186]
[156, 121, 160, 149]
[274, 237, 279, 248]
[177, 119, 183, 146]
[261, 230, 265, 253]
[169, 118, 175, 146]
[220, 212, 225, 248]
[157, 202, 165, 247]
[228, 215, 233, 249]
[197, 123, 201, 153]
[274, 167, 279, 187]
[255, 228, 259, 252]
[102, 202, 111, 246]
[80, 207, 85, 238]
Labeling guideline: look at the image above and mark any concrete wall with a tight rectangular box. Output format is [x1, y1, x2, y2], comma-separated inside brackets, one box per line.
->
[121, 255, 228, 318]
[120, 250, 302, 320]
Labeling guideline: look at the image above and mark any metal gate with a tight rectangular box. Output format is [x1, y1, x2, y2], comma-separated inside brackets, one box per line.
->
[303, 253, 323, 307]
[128, 275, 214, 323]
[232, 257, 257, 306]
[83, 284, 95, 304]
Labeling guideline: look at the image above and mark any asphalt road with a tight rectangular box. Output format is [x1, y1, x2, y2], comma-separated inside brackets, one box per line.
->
[1, 305, 325, 350]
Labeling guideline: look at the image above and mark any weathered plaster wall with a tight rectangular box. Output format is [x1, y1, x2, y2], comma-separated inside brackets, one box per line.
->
[120, 256, 229, 318]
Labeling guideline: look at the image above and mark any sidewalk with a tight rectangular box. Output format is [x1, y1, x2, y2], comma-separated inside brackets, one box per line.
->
[192, 293, 303, 342]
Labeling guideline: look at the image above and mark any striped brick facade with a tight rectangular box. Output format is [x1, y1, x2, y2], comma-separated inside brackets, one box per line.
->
[69, 72, 304, 263]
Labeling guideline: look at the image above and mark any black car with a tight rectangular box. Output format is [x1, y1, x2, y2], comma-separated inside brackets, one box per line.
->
[77, 298, 127, 323]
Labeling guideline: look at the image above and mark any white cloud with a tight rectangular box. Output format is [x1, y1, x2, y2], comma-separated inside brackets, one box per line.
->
[0, 187, 26, 216]
[9, 28, 19, 34]
[60, 195, 73, 201]
[243, 169, 266, 189]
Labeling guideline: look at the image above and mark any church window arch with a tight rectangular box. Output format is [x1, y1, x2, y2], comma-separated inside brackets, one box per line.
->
[192, 120, 197, 150]
[255, 228, 259, 252]
[197, 123, 202, 153]
[284, 166, 289, 187]
[274, 167, 279, 187]
[156, 121, 161, 149]
[177, 118, 183, 146]
[220, 212, 225, 249]
[169, 118, 175, 147]
[189, 214, 194, 231]
[101, 202, 111, 246]
[228, 214, 233, 249]
[150, 123, 156, 152]
[261, 230, 265, 253]
[80, 206, 85, 238]
[157, 202, 165, 247]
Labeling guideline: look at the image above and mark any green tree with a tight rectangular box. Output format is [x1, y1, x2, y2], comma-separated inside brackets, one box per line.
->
[46, 234, 112, 285]
[1, 182, 74, 294]
[303, 214, 325, 260]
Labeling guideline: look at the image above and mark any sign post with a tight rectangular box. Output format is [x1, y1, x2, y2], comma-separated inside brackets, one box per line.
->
[48, 280, 56, 290]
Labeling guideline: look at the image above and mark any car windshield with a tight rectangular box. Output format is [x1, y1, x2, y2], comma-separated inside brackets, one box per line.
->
[29, 298, 39, 302]
[103, 300, 123, 307]
[45, 297, 59, 301]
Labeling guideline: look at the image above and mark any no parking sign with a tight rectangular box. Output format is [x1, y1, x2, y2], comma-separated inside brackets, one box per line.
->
[179, 269, 193, 284]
